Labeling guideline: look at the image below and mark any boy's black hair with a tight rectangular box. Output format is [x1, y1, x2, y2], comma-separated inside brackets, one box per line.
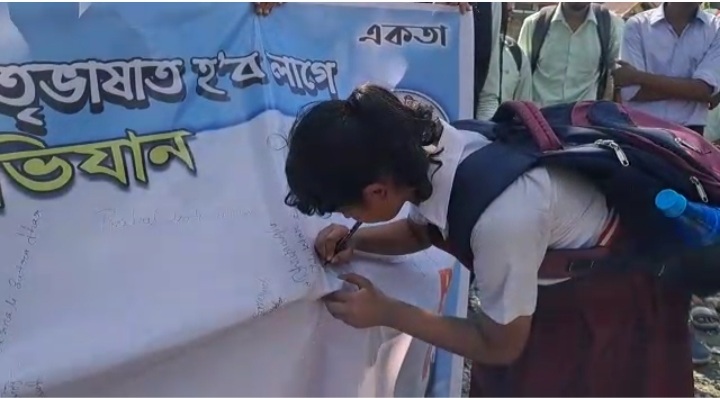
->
[284, 83, 443, 216]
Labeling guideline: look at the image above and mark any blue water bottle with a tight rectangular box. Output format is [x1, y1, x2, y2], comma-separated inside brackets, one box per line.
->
[655, 189, 720, 247]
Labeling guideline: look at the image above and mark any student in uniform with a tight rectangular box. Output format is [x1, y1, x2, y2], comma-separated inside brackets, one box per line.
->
[283, 83, 692, 396]
[615, 2, 720, 135]
[518, 2, 624, 107]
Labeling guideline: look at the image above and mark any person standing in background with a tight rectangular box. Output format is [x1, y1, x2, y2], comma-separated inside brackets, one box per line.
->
[430, 3, 502, 119]
[704, 3, 720, 143]
[616, 2, 720, 367]
[498, 2, 532, 102]
[615, 2, 720, 135]
[470, 2, 503, 120]
[518, 2, 623, 107]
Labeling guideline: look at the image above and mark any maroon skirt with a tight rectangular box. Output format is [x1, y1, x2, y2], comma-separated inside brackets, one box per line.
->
[469, 271, 693, 397]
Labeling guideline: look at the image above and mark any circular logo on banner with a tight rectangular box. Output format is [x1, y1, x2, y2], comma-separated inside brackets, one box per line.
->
[393, 89, 449, 121]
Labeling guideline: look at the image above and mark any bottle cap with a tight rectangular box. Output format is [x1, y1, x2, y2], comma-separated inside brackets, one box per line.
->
[655, 189, 687, 218]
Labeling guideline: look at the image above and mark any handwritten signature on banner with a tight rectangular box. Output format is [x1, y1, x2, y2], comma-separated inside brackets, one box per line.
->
[96, 207, 254, 231]
[0, 130, 195, 209]
[2, 379, 45, 398]
[253, 278, 287, 320]
[269, 217, 320, 287]
[1, 210, 41, 354]
[0, 51, 339, 137]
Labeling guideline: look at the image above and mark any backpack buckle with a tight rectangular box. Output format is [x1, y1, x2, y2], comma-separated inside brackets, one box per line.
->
[567, 259, 596, 274]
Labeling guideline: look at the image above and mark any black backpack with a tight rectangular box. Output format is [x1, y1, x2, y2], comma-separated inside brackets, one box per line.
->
[529, 4, 612, 100]
[444, 100, 720, 296]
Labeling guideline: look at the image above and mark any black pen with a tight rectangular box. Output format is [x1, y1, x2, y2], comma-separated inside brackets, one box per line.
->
[324, 221, 363, 265]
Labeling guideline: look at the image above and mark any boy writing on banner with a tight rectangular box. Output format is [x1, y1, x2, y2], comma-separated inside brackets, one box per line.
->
[283, 83, 692, 396]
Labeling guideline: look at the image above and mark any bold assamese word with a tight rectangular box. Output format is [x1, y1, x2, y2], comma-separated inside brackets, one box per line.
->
[0, 51, 339, 135]
[359, 24, 448, 47]
[0, 129, 195, 208]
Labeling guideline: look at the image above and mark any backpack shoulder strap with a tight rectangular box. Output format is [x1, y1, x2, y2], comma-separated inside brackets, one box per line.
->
[593, 4, 612, 100]
[448, 108, 629, 279]
[530, 5, 555, 74]
[504, 36, 523, 72]
[447, 119, 540, 263]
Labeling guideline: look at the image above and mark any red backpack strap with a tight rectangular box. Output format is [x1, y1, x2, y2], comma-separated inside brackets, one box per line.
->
[492, 101, 563, 151]
[571, 100, 703, 137]
[538, 211, 622, 279]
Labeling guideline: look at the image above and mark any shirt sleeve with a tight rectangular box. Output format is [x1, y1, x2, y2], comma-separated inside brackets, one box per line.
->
[619, 16, 643, 102]
[408, 205, 429, 226]
[514, 48, 533, 101]
[693, 27, 720, 96]
[470, 168, 553, 325]
[475, 2, 502, 120]
[609, 13, 624, 65]
[517, 14, 534, 57]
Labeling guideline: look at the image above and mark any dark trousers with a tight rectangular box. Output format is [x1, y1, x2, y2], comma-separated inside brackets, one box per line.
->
[470, 271, 693, 397]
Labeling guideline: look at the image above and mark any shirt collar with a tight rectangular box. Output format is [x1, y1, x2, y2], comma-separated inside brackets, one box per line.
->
[698, 7, 713, 24]
[552, 3, 598, 25]
[649, 4, 709, 25]
[415, 120, 467, 233]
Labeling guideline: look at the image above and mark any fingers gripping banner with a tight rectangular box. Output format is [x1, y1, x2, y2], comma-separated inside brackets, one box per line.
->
[0, 3, 473, 396]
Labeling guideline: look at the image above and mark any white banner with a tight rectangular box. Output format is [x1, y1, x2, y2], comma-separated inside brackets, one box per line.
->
[0, 3, 473, 396]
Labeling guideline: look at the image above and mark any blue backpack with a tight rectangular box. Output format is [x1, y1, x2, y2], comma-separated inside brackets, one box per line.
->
[442, 101, 720, 296]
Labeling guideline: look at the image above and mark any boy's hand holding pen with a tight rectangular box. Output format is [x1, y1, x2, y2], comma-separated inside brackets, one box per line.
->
[315, 221, 362, 265]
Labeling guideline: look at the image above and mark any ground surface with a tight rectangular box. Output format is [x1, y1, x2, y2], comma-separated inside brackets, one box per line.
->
[696, 330, 720, 397]
[461, 286, 720, 397]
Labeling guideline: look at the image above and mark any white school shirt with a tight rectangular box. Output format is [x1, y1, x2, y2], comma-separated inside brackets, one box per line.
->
[499, 36, 533, 102]
[620, 7, 720, 126]
[409, 121, 612, 325]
